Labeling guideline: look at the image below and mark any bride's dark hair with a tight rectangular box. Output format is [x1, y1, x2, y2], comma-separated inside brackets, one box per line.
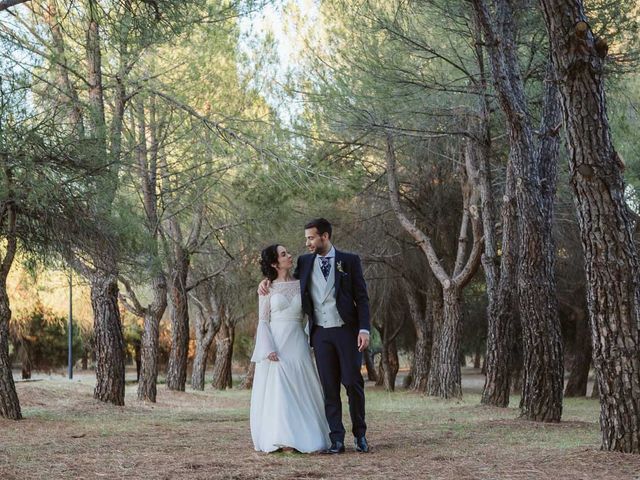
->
[260, 244, 281, 281]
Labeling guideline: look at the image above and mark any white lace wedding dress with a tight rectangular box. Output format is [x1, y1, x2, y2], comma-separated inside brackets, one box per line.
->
[250, 280, 330, 453]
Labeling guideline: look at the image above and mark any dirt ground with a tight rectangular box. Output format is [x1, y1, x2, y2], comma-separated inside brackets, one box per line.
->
[1, 369, 639, 480]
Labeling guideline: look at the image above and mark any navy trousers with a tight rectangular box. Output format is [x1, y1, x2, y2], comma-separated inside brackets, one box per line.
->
[311, 325, 366, 443]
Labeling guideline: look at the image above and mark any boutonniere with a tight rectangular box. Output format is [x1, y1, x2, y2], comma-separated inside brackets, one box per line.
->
[336, 261, 345, 274]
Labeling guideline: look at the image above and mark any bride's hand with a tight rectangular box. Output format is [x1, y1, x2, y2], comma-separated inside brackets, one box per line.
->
[267, 352, 279, 361]
[257, 279, 271, 296]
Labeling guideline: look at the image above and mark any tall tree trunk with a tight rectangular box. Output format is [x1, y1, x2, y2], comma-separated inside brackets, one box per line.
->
[124, 96, 168, 403]
[540, 0, 640, 453]
[481, 162, 518, 407]
[472, 0, 564, 421]
[428, 287, 463, 398]
[565, 305, 591, 397]
[166, 246, 190, 391]
[90, 273, 125, 405]
[467, 16, 517, 407]
[82, 0, 128, 407]
[0, 195, 21, 419]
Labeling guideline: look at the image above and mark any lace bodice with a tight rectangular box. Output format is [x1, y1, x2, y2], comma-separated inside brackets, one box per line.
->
[251, 280, 303, 362]
[267, 281, 302, 321]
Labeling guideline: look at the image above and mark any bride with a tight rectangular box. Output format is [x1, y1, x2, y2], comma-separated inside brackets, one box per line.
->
[250, 244, 330, 453]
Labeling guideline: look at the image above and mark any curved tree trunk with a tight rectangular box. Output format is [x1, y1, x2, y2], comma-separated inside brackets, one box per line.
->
[90, 273, 125, 405]
[428, 287, 463, 398]
[565, 305, 591, 397]
[539, 0, 640, 452]
[166, 246, 190, 391]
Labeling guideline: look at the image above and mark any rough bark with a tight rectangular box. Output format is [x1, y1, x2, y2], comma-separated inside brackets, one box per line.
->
[0, 200, 21, 419]
[166, 246, 191, 391]
[428, 287, 463, 398]
[472, 0, 564, 421]
[90, 273, 125, 405]
[468, 14, 516, 407]
[129, 98, 167, 402]
[77, 0, 127, 407]
[539, 0, 640, 451]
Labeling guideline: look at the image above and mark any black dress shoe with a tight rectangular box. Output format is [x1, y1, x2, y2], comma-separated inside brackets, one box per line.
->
[323, 441, 345, 454]
[355, 436, 369, 453]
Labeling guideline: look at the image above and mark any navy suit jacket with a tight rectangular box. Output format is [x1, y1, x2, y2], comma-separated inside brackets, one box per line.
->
[295, 249, 371, 333]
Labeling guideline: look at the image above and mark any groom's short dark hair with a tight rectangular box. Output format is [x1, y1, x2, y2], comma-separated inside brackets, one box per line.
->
[305, 218, 332, 239]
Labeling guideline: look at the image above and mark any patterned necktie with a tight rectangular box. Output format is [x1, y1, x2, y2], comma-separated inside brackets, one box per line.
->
[320, 256, 331, 280]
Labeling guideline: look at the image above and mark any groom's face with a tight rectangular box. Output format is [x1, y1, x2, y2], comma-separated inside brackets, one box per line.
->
[305, 227, 330, 255]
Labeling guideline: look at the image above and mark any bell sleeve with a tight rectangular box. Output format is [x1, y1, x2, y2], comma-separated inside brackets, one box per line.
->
[250, 293, 277, 362]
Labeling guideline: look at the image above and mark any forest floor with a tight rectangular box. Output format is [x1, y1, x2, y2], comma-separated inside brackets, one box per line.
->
[1, 368, 639, 480]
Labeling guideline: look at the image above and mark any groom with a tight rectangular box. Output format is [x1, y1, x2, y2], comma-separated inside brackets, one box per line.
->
[294, 218, 371, 453]
[259, 218, 370, 453]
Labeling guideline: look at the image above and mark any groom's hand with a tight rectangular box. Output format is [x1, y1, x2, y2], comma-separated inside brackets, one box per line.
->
[257, 279, 271, 296]
[357, 332, 370, 352]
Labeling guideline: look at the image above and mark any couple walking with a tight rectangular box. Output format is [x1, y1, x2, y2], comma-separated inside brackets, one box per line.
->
[250, 218, 371, 454]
